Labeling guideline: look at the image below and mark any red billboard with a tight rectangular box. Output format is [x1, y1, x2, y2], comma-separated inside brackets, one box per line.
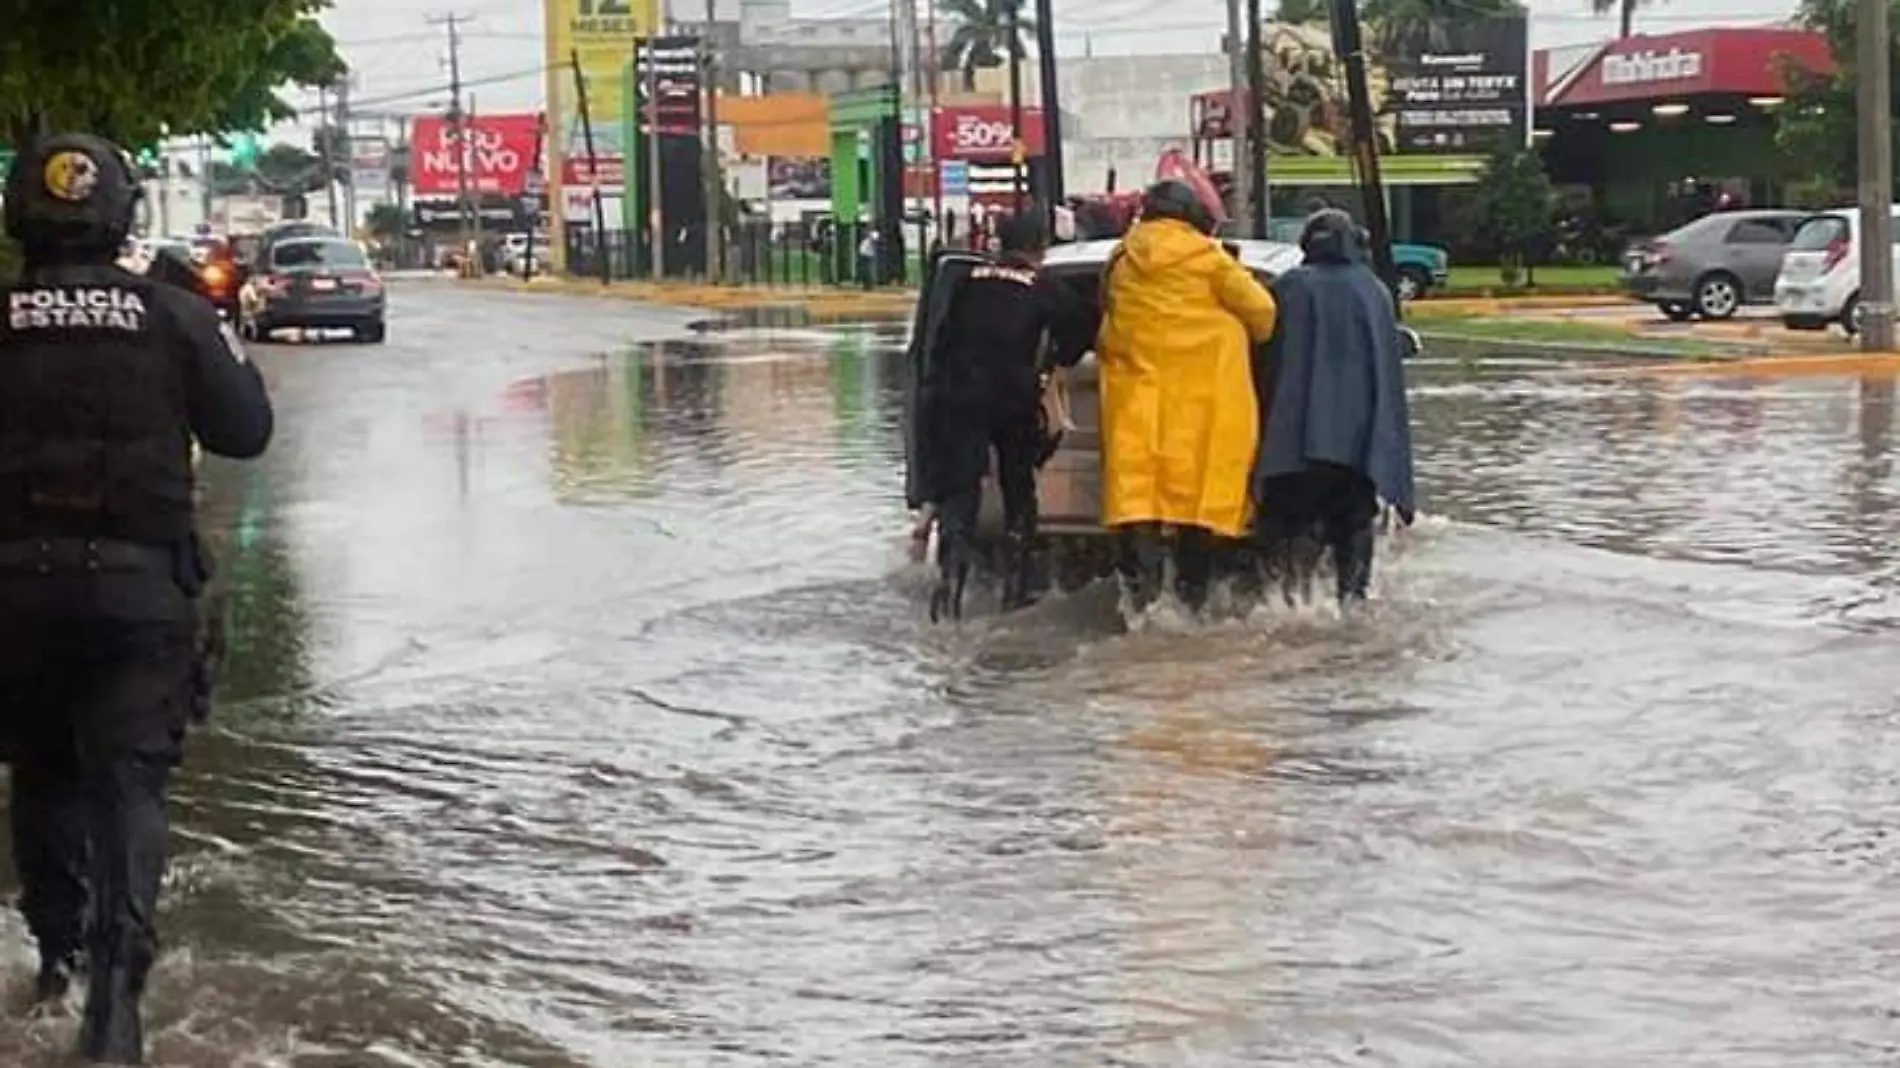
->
[932, 105, 1046, 162]
[410, 113, 543, 198]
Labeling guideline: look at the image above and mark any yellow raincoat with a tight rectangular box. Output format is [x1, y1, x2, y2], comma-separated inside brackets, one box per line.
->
[1097, 218, 1279, 537]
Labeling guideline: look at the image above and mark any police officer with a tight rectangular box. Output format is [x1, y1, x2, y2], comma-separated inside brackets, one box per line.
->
[0, 134, 274, 1063]
[919, 212, 1083, 622]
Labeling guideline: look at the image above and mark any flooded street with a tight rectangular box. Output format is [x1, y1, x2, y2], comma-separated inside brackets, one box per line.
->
[4, 280, 1899, 1066]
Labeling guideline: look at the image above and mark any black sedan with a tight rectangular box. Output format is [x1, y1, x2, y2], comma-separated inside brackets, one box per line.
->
[237, 236, 386, 343]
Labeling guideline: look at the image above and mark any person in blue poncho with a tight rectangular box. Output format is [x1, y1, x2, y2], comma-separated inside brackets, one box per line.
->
[1252, 208, 1417, 603]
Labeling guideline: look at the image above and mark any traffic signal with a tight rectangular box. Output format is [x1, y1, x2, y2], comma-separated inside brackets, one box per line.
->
[134, 146, 160, 180]
[230, 132, 260, 169]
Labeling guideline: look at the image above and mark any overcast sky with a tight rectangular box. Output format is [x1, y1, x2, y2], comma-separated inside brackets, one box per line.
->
[283, 0, 1803, 135]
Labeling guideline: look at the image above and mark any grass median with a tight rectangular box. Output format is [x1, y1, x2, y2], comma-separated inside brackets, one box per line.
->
[1408, 308, 1722, 356]
[1434, 264, 1623, 298]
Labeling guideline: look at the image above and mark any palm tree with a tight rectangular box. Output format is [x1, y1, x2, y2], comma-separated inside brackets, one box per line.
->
[1590, 0, 1645, 38]
[937, 0, 1036, 92]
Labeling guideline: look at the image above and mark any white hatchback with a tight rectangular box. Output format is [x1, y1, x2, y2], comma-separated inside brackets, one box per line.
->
[1774, 206, 1900, 334]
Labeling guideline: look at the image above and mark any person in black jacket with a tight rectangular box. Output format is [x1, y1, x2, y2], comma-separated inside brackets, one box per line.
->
[918, 212, 1084, 621]
[0, 133, 274, 1064]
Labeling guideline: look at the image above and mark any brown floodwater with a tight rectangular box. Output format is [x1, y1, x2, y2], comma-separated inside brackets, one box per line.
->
[2, 283, 1896, 1066]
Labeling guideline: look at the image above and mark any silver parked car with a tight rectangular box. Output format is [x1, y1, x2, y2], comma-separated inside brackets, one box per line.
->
[1619, 209, 1808, 321]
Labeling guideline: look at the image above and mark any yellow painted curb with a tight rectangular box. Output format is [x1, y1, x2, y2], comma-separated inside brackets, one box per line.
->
[1589, 353, 1900, 378]
[467, 275, 916, 316]
[1415, 295, 1636, 315]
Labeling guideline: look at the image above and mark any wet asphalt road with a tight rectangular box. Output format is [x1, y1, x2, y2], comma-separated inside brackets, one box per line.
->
[3, 279, 1900, 1066]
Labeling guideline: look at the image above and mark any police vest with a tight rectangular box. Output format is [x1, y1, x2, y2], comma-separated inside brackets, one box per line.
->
[0, 276, 196, 544]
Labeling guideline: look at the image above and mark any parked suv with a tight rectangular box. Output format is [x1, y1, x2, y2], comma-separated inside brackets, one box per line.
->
[1620, 209, 1808, 321]
[1774, 207, 1900, 335]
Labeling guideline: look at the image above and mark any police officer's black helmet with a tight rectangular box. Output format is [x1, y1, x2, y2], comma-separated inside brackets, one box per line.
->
[1139, 179, 1216, 235]
[3, 133, 145, 259]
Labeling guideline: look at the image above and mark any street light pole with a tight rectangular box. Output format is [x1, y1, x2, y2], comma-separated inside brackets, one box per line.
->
[1007, 1, 1025, 214]
[1032, 0, 1063, 228]
[1225, 0, 1251, 234]
[1856, 0, 1894, 350]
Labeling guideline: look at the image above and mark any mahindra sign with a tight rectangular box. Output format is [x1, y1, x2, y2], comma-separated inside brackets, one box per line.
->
[410, 113, 543, 198]
[1601, 47, 1703, 86]
[932, 105, 1045, 162]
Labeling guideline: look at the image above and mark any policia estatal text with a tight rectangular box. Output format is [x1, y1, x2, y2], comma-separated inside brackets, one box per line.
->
[0, 134, 273, 1063]
[916, 214, 1084, 621]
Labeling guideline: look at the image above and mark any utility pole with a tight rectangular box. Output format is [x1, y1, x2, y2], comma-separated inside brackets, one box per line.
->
[428, 11, 476, 266]
[1856, 0, 1894, 350]
[1032, 0, 1063, 227]
[1007, 3, 1025, 214]
[1225, 0, 1252, 234]
[198, 134, 212, 224]
[337, 74, 355, 234]
[644, 37, 667, 278]
[1246, 0, 1268, 235]
[926, 0, 943, 244]
[318, 82, 339, 225]
[702, 0, 722, 280]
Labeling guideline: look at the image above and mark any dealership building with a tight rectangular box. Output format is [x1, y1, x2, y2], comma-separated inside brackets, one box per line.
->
[1533, 27, 1834, 219]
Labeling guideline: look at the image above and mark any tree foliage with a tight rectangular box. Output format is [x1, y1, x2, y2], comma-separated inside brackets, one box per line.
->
[0, 0, 346, 147]
[1467, 142, 1554, 283]
[937, 0, 1035, 91]
[1774, 0, 1899, 200]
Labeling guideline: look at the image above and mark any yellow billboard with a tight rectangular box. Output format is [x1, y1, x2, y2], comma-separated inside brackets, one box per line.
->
[545, 0, 661, 260]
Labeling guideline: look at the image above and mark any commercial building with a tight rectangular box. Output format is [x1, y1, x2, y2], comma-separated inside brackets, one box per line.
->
[1533, 27, 1834, 220]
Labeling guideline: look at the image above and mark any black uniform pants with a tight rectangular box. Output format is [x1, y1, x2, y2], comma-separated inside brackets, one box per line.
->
[1256, 463, 1381, 601]
[0, 617, 195, 987]
[931, 398, 1042, 578]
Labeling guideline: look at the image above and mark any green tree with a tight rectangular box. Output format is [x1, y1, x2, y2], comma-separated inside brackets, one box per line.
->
[1361, 0, 1527, 60]
[937, 0, 1035, 91]
[1274, 0, 1327, 21]
[365, 203, 410, 242]
[1589, 0, 1654, 39]
[253, 142, 330, 195]
[1468, 142, 1554, 285]
[0, 0, 345, 147]
[1774, 0, 1896, 199]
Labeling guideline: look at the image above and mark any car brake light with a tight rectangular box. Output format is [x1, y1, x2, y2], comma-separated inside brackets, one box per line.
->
[1823, 236, 1850, 273]
[260, 274, 290, 294]
[358, 275, 383, 294]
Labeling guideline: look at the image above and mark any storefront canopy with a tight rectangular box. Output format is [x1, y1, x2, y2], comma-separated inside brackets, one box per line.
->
[1535, 27, 1832, 111]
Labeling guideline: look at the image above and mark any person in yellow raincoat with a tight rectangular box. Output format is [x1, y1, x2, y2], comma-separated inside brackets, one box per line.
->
[1097, 180, 1278, 612]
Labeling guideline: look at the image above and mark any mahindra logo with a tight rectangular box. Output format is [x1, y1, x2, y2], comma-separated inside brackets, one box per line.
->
[1601, 48, 1703, 86]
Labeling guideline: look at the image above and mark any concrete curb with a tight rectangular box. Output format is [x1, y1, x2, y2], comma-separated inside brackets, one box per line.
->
[464, 274, 916, 320]
[1416, 329, 1741, 361]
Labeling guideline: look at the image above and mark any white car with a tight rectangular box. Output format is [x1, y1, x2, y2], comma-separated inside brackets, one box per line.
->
[1774, 205, 1900, 335]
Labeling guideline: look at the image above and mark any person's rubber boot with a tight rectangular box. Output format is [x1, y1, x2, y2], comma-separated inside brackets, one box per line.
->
[78, 958, 144, 1064]
[35, 947, 83, 1005]
[929, 561, 968, 623]
[998, 532, 1033, 611]
[1333, 526, 1375, 605]
[1118, 526, 1165, 614]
